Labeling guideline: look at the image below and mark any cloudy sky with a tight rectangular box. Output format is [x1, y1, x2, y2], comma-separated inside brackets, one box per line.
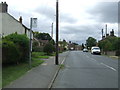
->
[3, 0, 119, 44]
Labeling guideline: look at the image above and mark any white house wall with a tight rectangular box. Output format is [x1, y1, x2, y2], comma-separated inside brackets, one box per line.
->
[0, 13, 33, 39]
[0, 13, 26, 37]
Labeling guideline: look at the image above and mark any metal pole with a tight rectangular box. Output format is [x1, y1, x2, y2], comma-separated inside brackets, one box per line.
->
[55, 0, 59, 65]
[29, 18, 32, 68]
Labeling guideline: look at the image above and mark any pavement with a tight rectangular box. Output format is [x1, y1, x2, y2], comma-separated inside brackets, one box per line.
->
[3, 51, 69, 88]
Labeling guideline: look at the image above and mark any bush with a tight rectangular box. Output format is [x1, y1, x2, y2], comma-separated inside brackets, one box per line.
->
[4, 33, 29, 63]
[32, 46, 44, 52]
[2, 40, 20, 65]
[32, 41, 39, 47]
[43, 43, 55, 55]
[98, 37, 119, 52]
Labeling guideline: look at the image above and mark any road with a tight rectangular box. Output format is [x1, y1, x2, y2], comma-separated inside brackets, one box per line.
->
[52, 51, 118, 88]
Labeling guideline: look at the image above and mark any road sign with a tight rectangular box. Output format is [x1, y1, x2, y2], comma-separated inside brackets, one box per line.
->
[32, 18, 37, 28]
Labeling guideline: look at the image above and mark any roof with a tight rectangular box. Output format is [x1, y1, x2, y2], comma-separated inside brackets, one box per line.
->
[38, 39, 49, 44]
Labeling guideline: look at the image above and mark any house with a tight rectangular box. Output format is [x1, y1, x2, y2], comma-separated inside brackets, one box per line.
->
[38, 39, 49, 46]
[0, 2, 33, 39]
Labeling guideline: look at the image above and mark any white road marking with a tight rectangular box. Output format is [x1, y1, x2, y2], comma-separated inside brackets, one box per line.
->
[61, 58, 66, 64]
[85, 54, 117, 72]
[100, 63, 117, 71]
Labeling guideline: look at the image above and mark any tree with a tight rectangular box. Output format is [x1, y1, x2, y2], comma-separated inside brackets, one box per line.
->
[34, 32, 55, 45]
[43, 43, 55, 55]
[35, 32, 52, 41]
[33, 31, 39, 37]
[82, 43, 84, 50]
[86, 37, 97, 48]
[98, 36, 118, 51]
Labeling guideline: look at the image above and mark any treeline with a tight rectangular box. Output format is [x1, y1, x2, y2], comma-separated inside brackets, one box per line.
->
[85, 36, 120, 56]
[98, 37, 120, 56]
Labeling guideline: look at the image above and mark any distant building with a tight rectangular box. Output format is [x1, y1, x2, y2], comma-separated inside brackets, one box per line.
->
[110, 29, 115, 36]
[102, 28, 116, 40]
[0, 2, 33, 38]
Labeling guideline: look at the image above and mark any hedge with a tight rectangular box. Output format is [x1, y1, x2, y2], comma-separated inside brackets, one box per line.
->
[2, 40, 20, 65]
[3, 33, 29, 64]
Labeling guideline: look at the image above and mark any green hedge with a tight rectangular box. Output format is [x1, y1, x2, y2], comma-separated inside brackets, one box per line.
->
[2, 40, 20, 65]
[3, 33, 29, 64]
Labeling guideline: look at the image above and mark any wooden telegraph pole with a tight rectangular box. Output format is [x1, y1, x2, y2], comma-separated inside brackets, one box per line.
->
[55, 0, 59, 65]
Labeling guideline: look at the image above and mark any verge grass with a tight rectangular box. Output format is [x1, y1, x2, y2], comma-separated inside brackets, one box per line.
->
[2, 52, 47, 87]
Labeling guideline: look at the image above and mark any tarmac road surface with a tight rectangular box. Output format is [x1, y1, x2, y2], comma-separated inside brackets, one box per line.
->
[52, 51, 118, 88]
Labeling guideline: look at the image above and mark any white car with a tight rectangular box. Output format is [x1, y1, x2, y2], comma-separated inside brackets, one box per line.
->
[83, 48, 88, 52]
[91, 46, 101, 55]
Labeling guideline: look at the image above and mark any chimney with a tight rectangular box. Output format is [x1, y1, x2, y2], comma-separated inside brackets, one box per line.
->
[110, 29, 114, 36]
[0, 2, 8, 13]
[19, 16, 22, 23]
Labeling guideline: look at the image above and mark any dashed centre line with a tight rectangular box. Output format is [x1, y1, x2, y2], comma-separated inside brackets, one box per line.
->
[84, 54, 117, 72]
[100, 63, 117, 71]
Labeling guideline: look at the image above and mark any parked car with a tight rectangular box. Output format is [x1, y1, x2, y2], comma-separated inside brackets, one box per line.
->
[91, 46, 101, 55]
[83, 48, 88, 52]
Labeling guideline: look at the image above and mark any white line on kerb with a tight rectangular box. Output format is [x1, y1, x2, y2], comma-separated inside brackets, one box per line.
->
[100, 63, 117, 71]
[61, 58, 66, 64]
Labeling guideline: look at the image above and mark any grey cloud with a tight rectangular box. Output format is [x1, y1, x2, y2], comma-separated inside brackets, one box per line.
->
[61, 25, 100, 35]
[35, 6, 77, 24]
[60, 13, 77, 23]
[35, 5, 55, 21]
[60, 24, 102, 44]
[87, 2, 118, 23]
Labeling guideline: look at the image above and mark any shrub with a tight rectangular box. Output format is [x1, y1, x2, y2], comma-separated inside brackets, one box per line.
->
[2, 40, 20, 65]
[4, 33, 29, 63]
[32, 41, 39, 47]
[32, 46, 44, 52]
[43, 43, 55, 55]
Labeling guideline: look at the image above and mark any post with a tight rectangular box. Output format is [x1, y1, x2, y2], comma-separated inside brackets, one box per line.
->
[29, 18, 32, 68]
[51, 23, 53, 38]
[102, 29, 103, 39]
[55, 0, 59, 65]
[105, 24, 107, 37]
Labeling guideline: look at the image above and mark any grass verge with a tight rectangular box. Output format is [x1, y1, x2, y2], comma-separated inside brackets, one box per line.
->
[2, 63, 30, 87]
[101, 54, 119, 60]
[59, 64, 65, 69]
[2, 52, 48, 87]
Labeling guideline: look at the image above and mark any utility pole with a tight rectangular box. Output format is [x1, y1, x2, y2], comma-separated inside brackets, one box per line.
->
[55, 0, 59, 65]
[29, 18, 32, 68]
[51, 23, 53, 38]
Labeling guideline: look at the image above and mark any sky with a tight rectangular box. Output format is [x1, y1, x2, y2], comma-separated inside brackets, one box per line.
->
[2, 0, 119, 44]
